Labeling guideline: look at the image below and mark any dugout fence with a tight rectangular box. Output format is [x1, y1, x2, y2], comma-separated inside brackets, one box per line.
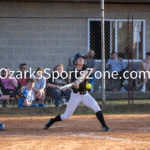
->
[0, 0, 149, 107]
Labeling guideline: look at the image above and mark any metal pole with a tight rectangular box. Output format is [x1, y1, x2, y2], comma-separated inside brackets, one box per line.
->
[101, 0, 105, 104]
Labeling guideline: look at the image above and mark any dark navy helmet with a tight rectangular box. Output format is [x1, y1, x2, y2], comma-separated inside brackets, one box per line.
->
[73, 53, 86, 64]
[0, 122, 5, 131]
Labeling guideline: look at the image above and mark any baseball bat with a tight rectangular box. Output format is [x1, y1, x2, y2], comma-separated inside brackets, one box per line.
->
[60, 77, 85, 90]
[60, 83, 75, 90]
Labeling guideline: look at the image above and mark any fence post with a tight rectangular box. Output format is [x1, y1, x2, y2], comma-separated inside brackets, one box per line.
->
[101, 0, 106, 104]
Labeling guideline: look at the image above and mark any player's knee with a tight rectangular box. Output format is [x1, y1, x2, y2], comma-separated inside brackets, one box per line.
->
[94, 105, 101, 113]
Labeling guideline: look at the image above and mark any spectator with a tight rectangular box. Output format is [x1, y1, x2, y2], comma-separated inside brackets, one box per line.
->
[106, 52, 126, 92]
[0, 68, 18, 107]
[86, 50, 96, 92]
[16, 63, 30, 89]
[139, 52, 150, 92]
[18, 79, 38, 107]
[47, 64, 71, 107]
[33, 67, 46, 107]
[106, 52, 126, 73]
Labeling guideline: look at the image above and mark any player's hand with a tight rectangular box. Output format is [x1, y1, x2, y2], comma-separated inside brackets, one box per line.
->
[74, 81, 79, 89]
[61, 88, 66, 91]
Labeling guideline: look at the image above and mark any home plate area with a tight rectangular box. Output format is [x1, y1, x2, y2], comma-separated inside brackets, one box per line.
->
[0, 114, 150, 150]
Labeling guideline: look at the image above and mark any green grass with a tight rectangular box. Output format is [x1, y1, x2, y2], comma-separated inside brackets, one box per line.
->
[97, 99, 150, 105]
[1, 102, 150, 116]
[1, 99, 150, 108]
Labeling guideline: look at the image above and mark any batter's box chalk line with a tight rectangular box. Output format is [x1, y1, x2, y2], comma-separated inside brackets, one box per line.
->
[71, 133, 150, 145]
[138, 127, 150, 130]
[1, 132, 150, 145]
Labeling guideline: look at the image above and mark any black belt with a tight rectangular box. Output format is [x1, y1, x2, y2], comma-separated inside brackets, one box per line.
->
[73, 91, 87, 95]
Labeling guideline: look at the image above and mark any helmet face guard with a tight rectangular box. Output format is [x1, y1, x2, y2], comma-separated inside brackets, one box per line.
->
[73, 53, 86, 65]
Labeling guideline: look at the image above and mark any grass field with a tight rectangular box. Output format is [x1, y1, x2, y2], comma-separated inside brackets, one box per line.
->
[105, 99, 150, 105]
[0, 114, 150, 150]
[1, 99, 150, 108]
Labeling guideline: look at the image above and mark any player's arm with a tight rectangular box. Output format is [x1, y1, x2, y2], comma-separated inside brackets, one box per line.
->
[74, 70, 88, 89]
[75, 70, 88, 84]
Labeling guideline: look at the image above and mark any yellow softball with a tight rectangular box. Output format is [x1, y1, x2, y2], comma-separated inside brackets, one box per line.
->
[86, 83, 92, 89]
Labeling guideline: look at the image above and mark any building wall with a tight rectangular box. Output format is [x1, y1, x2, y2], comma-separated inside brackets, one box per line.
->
[0, 2, 149, 71]
[0, 2, 88, 70]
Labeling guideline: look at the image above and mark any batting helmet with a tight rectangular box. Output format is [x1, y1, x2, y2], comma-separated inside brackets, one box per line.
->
[73, 53, 86, 64]
[0, 122, 5, 131]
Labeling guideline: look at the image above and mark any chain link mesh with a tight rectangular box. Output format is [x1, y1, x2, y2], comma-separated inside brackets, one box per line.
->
[0, 1, 148, 107]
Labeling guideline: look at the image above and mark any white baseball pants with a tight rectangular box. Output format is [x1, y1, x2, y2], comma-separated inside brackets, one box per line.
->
[61, 92, 101, 120]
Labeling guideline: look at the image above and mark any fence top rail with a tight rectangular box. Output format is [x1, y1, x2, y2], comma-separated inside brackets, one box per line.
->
[1, 0, 150, 4]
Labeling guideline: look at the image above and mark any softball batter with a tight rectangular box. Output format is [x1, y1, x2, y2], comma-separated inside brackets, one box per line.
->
[44, 53, 109, 131]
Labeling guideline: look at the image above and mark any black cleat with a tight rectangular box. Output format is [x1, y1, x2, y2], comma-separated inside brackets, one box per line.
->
[102, 126, 110, 132]
[44, 115, 61, 130]
[44, 118, 54, 130]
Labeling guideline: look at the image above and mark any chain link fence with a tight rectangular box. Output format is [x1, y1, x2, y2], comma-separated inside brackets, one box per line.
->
[0, 1, 149, 107]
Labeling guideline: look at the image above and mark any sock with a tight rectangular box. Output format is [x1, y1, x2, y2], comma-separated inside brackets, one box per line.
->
[48, 115, 62, 126]
[96, 111, 107, 127]
[53, 115, 62, 122]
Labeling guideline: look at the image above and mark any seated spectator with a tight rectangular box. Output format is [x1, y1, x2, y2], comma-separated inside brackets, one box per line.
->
[139, 52, 150, 92]
[33, 67, 46, 107]
[123, 62, 139, 91]
[46, 64, 71, 107]
[0, 68, 18, 107]
[86, 50, 96, 92]
[18, 79, 38, 107]
[16, 63, 30, 89]
[106, 52, 126, 92]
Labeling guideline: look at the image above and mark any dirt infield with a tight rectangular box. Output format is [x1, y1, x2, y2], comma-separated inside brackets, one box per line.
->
[0, 114, 150, 150]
